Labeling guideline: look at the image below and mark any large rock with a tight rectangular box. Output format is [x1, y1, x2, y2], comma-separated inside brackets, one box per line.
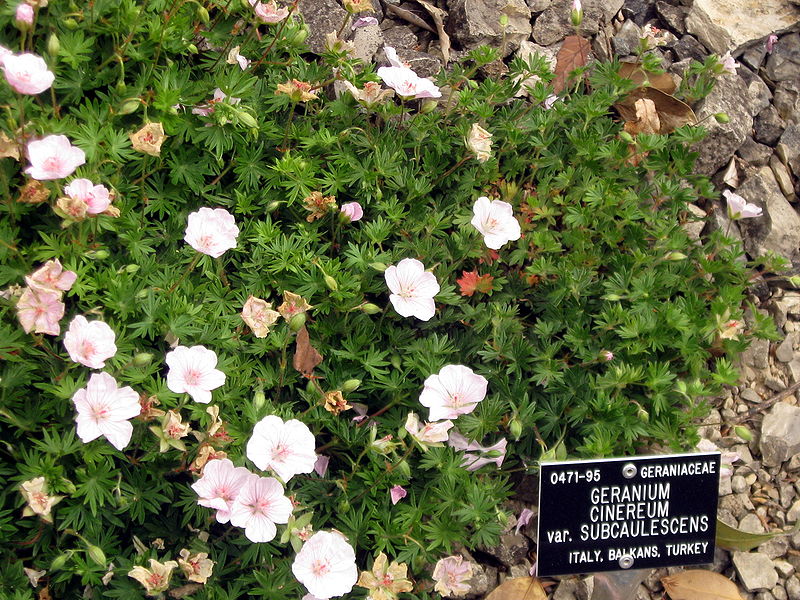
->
[298, 0, 348, 54]
[736, 167, 800, 263]
[732, 552, 779, 591]
[448, 0, 532, 57]
[777, 123, 800, 178]
[766, 33, 800, 83]
[532, 0, 623, 46]
[692, 73, 753, 176]
[755, 105, 787, 146]
[774, 80, 800, 123]
[685, 0, 800, 55]
[760, 402, 800, 467]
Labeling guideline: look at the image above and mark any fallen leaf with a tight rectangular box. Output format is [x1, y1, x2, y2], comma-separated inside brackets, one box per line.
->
[623, 98, 660, 135]
[662, 569, 744, 600]
[722, 158, 739, 187]
[415, 0, 450, 65]
[457, 270, 494, 297]
[552, 35, 591, 94]
[293, 326, 322, 377]
[485, 577, 547, 600]
[615, 87, 697, 134]
[38, 587, 51, 600]
[169, 583, 204, 598]
[384, 4, 435, 33]
[618, 62, 676, 95]
[716, 518, 800, 551]
[0, 131, 20, 160]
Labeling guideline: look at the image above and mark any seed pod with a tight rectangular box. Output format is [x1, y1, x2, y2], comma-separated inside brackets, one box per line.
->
[509, 417, 523, 441]
[253, 389, 266, 410]
[237, 111, 258, 129]
[342, 379, 361, 393]
[289, 312, 306, 332]
[87, 545, 106, 565]
[323, 275, 338, 291]
[125, 264, 140, 274]
[196, 5, 210, 24]
[419, 99, 438, 114]
[714, 112, 730, 123]
[51, 552, 72, 571]
[734, 425, 753, 441]
[118, 99, 140, 115]
[47, 34, 61, 56]
[132, 353, 154, 367]
[87, 249, 110, 259]
[361, 303, 381, 315]
[369, 262, 387, 272]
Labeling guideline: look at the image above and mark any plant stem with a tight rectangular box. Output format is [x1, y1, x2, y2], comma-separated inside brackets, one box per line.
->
[168, 253, 201, 293]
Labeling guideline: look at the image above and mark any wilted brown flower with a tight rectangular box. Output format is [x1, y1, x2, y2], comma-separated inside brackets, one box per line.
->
[302, 191, 337, 222]
[17, 180, 49, 204]
[56, 196, 88, 221]
[277, 291, 313, 320]
[128, 559, 178, 596]
[20, 477, 63, 522]
[357, 553, 413, 600]
[130, 122, 166, 156]
[241, 295, 281, 337]
[138, 395, 166, 421]
[342, 80, 394, 108]
[275, 79, 318, 103]
[343, 0, 373, 12]
[323, 390, 352, 415]
[178, 549, 214, 584]
[465, 123, 492, 163]
[0, 131, 20, 160]
[190, 443, 228, 474]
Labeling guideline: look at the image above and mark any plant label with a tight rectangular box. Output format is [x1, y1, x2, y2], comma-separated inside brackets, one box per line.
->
[536, 452, 720, 576]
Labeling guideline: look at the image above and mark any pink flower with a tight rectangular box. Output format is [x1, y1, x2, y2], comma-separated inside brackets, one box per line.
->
[720, 52, 738, 76]
[229, 475, 293, 542]
[448, 430, 507, 471]
[249, 0, 289, 23]
[384, 258, 440, 321]
[471, 196, 521, 250]
[723, 189, 762, 219]
[384, 46, 409, 68]
[15, 3, 34, 25]
[314, 454, 329, 477]
[24, 135, 86, 180]
[432, 556, 473, 597]
[340, 202, 363, 222]
[292, 531, 358, 599]
[246, 415, 317, 482]
[404, 412, 453, 445]
[72, 372, 141, 450]
[600, 350, 614, 361]
[192, 88, 241, 117]
[377, 65, 441, 99]
[25, 259, 77, 295]
[766, 34, 778, 54]
[1, 53, 54, 95]
[165, 345, 226, 404]
[184, 207, 239, 258]
[16, 286, 64, 335]
[515, 507, 534, 534]
[390, 485, 407, 505]
[191, 458, 256, 523]
[226, 46, 250, 70]
[419, 364, 488, 421]
[0, 45, 12, 60]
[352, 16, 379, 29]
[63, 179, 112, 214]
[63, 315, 117, 369]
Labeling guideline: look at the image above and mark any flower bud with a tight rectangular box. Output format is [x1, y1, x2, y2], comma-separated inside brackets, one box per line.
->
[306, 379, 317, 395]
[788, 275, 800, 288]
[196, 5, 209, 23]
[323, 274, 338, 291]
[60, 478, 77, 494]
[289, 312, 306, 332]
[118, 99, 141, 115]
[714, 112, 730, 123]
[636, 405, 649, 422]
[132, 352, 154, 367]
[619, 131, 634, 144]
[509, 417, 523, 441]
[337, 499, 350, 513]
[570, 0, 583, 27]
[51, 552, 72, 571]
[391, 354, 402, 369]
[419, 99, 438, 114]
[135, 288, 149, 300]
[64, 17, 79, 29]
[87, 249, 110, 259]
[187, 43, 198, 54]
[369, 262, 387, 272]
[341, 379, 361, 393]
[253, 388, 266, 410]
[237, 111, 258, 129]
[499, 13, 509, 28]
[361, 303, 381, 315]
[266, 200, 281, 212]
[665, 251, 687, 261]
[486, 450, 505, 458]
[604, 293, 621, 301]
[125, 264, 140, 274]
[47, 33, 61, 56]
[87, 545, 106, 565]
[734, 425, 753, 441]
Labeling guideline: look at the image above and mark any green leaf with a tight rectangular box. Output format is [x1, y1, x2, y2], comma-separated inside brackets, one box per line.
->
[715, 518, 800, 551]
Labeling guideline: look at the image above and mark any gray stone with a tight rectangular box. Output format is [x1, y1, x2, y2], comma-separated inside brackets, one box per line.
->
[483, 532, 529, 566]
[685, 0, 800, 55]
[777, 559, 797, 578]
[761, 403, 800, 467]
[732, 475, 749, 494]
[656, 1, 686, 34]
[298, 0, 348, 54]
[787, 576, 800, 600]
[553, 578, 581, 600]
[621, 0, 656, 25]
[741, 387, 763, 403]
[774, 80, 800, 123]
[789, 499, 800, 522]
[720, 493, 756, 520]
[532, 0, 623, 46]
[737, 137, 774, 167]
[777, 123, 800, 178]
[766, 33, 800, 83]
[740, 513, 767, 533]
[782, 483, 797, 508]
[672, 34, 708, 62]
[682, 203, 707, 241]
[777, 335, 796, 363]
[739, 67, 773, 117]
[381, 25, 418, 51]
[465, 562, 497, 596]
[736, 167, 800, 263]
[449, 0, 532, 56]
[352, 24, 384, 64]
[719, 474, 733, 496]
[733, 551, 780, 591]
[613, 19, 641, 56]
[755, 106, 787, 146]
[759, 592, 778, 600]
[767, 376, 788, 391]
[692, 73, 753, 176]
[743, 43, 769, 70]
[527, 0, 551, 12]
[389, 48, 442, 77]
[759, 536, 790, 559]
[776, 584, 790, 600]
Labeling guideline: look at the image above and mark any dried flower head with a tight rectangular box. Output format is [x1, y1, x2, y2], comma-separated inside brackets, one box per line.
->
[17, 180, 49, 204]
[432, 556, 473, 597]
[323, 390, 352, 415]
[276, 79, 319, 103]
[278, 291, 313, 320]
[20, 477, 63, 522]
[343, 0, 373, 13]
[303, 191, 337, 222]
[128, 559, 179, 596]
[241, 295, 280, 337]
[357, 553, 413, 600]
[129, 122, 166, 157]
[465, 123, 492, 163]
[178, 549, 215, 584]
[342, 80, 394, 108]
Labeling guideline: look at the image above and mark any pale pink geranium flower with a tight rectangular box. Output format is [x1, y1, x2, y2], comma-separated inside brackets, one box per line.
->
[432, 556, 473, 597]
[246, 415, 317, 482]
[63, 179, 112, 214]
[166, 345, 226, 404]
[340, 202, 363, 222]
[15, 3, 34, 25]
[471, 196, 521, 250]
[292, 531, 358, 599]
[184, 207, 239, 258]
[226, 46, 251, 70]
[25, 135, 86, 180]
[241, 295, 280, 338]
[16, 286, 64, 335]
[766, 34, 778, 54]
[250, 0, 289, 23]
[192, 88, 241, 117]
[448, 430, 507, 471]
[390, 485, 407, 505]
[72, 372, 141, 450]
[63, 315, 117, 369]
[384, 258, 440, 321]
[404, 412, 453, 445]
[720, 52, 738, 75]
[1, 53, 54, 95]
[25, 259, 77, 294]
[419, 364, 488, 421]
[229, 475, 293, 542]
[191, 458, 256, 523]
[377, 65, 441, 99]
[723, 189, 762, 219]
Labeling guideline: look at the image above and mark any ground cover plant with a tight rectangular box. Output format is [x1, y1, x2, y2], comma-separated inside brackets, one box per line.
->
[0, 0, 779, 597]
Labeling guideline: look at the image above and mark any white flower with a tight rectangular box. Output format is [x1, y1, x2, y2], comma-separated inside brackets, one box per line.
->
[723, 189, 762, 219]
[63, 315, 117, 369]
[72, 372, 141, 450]
[404, 412, 453, 445]
[165, 345, 226, 404]
[191, 458, 256, 523]
[246, 415, 317, 482]
[466, 123, 492, 163]
[229, 475, 293, 542]
[377, 66, 441, 99]
[419, 364, 488, 421]
[470, 196, 521, 250]
[184, 207, 239, 258]
[292, 531, 358, 599]
[384, 258, 440, 321]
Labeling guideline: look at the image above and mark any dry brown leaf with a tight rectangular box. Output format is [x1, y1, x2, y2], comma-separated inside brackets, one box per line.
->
[38, 587, 52, 600]
[662, 569, 744, 600]
[384, 4, 435, 33]
[618, 62, 676, 95]
[169, 583, 204, 598]
[616, 87, 697, 134]
[485, 577, 547, 600]
[293, 326, 322, 376]
[552, 35, 591, 94]
[0, 131, 20, 160]
[624, 98, 660, 135]
[415, 0, 450, 65]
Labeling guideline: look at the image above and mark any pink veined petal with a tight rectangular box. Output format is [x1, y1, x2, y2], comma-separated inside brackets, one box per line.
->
[197, 496, 230, 512]
[388, 294, 417, 319]
[103, 388, 141, 421]
[187, 386, 213, 404]
[100, 419, 134, 451]
[412, 271, 440, 298]
[394, 258, 425, 285]
[75, 414, 104, 444]
[383, 265, 402, 295]
[199, 368, 226, 391]
[215, 508, 232, 523]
